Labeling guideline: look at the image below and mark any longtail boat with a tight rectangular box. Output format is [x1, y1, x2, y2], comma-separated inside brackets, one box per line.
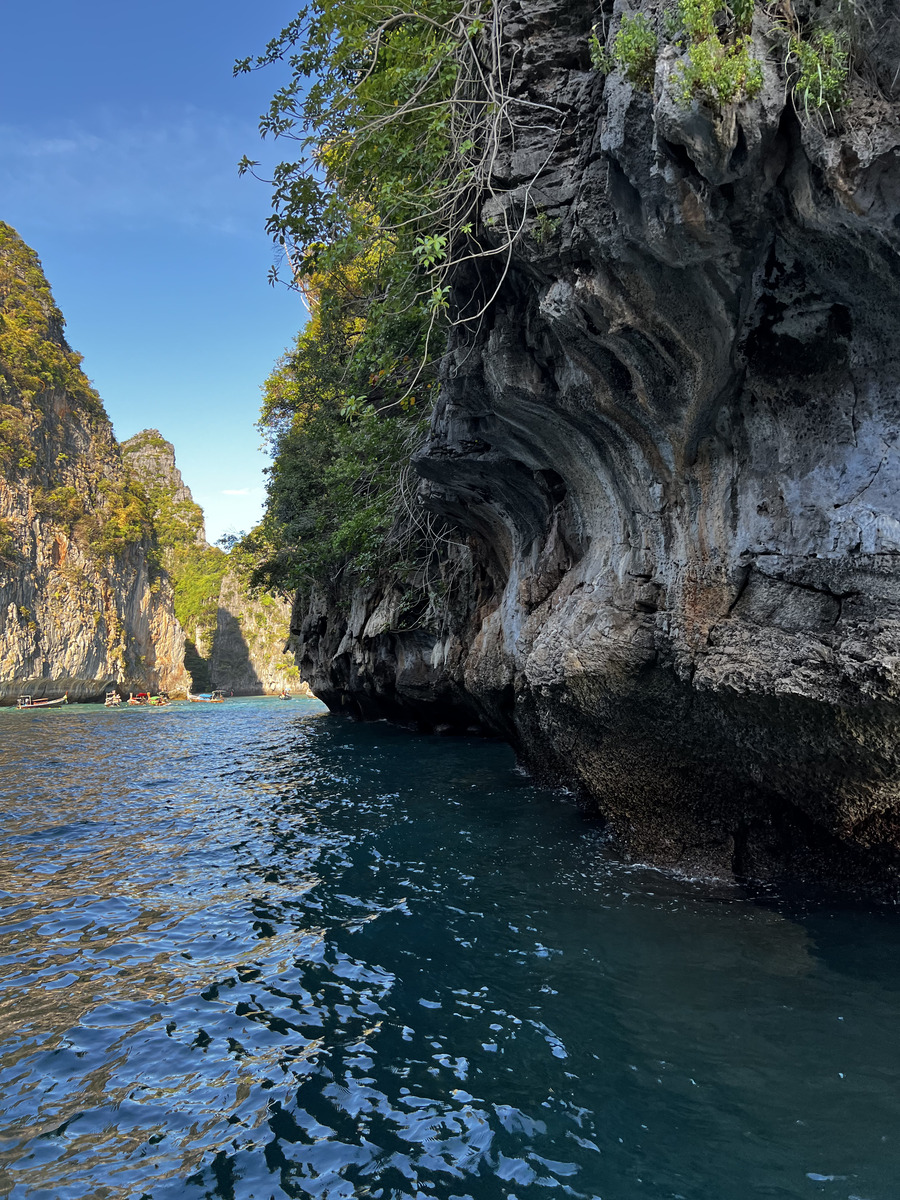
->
[188, 690, 225, 703]
[16, 693, 68, 709]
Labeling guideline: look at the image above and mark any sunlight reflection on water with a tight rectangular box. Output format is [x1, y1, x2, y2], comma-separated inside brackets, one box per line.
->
[0, 697, 899, 1199]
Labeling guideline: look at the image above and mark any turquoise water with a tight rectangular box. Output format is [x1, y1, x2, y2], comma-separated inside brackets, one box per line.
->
[0, 696, 898, 1199]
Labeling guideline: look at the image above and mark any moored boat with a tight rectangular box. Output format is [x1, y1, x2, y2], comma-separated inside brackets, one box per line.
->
[16, 693, 68, 709]
[105, 690, 122, 707]
[188, 690, 225, 703]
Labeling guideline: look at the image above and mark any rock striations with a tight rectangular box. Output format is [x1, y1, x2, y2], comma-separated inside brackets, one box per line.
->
[0, 224, 188, 702]
[291, 0, 900, 891]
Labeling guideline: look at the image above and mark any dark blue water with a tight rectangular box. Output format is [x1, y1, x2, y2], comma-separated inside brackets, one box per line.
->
[0, 698, 899, 1200]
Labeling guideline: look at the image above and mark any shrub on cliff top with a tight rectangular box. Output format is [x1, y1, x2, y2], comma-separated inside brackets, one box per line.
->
[675, 0, 763, 107]
[788, 28, 850, 117]
[123, 429, 170, 453]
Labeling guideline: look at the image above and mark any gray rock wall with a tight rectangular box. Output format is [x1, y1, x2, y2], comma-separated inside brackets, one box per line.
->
[0, 229, 188, 701]
[291, 0, 900, 892]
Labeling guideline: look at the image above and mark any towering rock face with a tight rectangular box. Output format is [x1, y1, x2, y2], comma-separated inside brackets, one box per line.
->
[0, 224, 189, 701]
[292, 0, 900, 890]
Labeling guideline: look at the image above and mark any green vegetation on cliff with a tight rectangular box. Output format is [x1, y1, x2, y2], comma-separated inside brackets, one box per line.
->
[143, 486, 204, 551]
[121, 430, 205, 550]
[673, 0, 763, 107]
[0, 518, 18, 566]
[253, 253, 432, 596]
[34, 480, 153, 559]
[171, 545, 229, 637]
[170, 544, 230, 690]
[0, 221, 105, 422]
[242, 0, 862, 600]
[235, 0, 477, 297]
[0, 223, 152, 563]
[121, 430, 229, 686]
[236, 2, 476, 596]
[589, 0, 852, 116]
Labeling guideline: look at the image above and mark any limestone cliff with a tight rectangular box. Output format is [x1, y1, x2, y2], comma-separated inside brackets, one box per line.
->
[121, 429, 213, 689]
[0, 223, 188, 701]
[211, 572, 299, 694]
[289, 0, 900, 891]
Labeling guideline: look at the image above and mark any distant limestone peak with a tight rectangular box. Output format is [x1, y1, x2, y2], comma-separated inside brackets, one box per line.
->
[121, 429, 206, 546]
[121, 429, 194, 504]
[0, 220, 106, 418]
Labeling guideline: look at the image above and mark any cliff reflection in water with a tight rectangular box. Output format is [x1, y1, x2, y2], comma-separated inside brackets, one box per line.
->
[0, 697, 899, 1199]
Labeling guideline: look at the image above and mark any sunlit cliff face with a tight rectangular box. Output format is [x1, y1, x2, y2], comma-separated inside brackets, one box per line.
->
[0, 228, 188, 701]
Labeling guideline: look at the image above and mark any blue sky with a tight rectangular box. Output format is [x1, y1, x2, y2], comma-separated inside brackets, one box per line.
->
[0, 0, 305, 542]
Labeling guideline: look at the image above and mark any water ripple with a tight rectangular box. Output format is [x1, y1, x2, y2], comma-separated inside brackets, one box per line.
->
[1, 698, 899, 1199]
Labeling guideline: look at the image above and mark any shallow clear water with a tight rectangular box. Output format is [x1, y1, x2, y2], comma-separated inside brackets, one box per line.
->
[0, 697, 898, 1200]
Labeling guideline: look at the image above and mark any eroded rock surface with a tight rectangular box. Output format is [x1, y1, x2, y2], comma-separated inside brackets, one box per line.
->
[292, 0, 900, 892]
[0, 226, 188, 701]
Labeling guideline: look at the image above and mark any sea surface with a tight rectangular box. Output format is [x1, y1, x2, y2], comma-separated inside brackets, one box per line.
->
[0, 697, 898, 1200]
